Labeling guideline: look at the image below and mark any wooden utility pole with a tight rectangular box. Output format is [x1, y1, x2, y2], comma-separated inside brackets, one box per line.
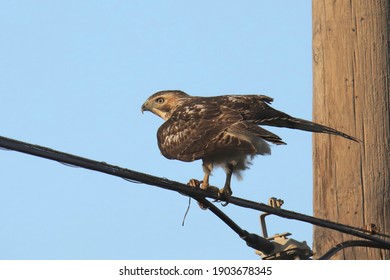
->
[312, 1, 390, 259]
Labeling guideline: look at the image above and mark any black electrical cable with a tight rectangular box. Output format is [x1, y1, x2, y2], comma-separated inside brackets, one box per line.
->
[318, 240, 390, 260]
[1, 135, 390, 252]
[195, 196, 275, 254]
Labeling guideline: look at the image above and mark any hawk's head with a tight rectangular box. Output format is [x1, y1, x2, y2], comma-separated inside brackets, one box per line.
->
[141, 90, 189, 120]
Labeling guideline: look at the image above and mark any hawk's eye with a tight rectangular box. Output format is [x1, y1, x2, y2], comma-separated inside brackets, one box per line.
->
[156, 97, 165, 104]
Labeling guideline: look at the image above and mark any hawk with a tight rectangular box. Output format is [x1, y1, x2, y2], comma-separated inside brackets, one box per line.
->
[141, 90, 358, 199]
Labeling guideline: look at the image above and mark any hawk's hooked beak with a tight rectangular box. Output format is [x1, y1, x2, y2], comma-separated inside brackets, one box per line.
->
[141, 102, 149, 114]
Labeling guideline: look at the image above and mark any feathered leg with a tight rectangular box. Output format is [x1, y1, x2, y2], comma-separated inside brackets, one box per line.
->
[220, 163, 234, 197]
[187, 162, 213, 189]
[201, 162, 212, 190]
[188, 161, 219, 193]
[187, 162, 220, 210]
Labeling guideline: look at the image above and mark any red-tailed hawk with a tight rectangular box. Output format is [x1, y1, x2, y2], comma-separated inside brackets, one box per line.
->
[141, 90, 358, 199]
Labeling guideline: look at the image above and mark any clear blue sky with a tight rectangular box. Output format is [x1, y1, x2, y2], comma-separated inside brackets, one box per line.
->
[0, 0, 312, 259]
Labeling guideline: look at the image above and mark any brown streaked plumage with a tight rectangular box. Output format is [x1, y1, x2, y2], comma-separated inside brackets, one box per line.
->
[141, 90, 359, 199]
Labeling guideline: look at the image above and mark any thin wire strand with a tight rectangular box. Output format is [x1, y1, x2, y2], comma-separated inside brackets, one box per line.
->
[181, 197, 192, 226]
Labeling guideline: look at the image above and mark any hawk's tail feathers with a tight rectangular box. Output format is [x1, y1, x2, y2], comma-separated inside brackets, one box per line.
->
[258, 117, 360, 142]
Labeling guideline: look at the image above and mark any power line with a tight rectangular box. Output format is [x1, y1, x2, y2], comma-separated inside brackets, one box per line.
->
[1, 135, 390, 256]
[318, 240, 388, 260]
[195, 197, 275, 254]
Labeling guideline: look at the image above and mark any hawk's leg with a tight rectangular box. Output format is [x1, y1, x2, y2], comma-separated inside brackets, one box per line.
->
[187, 179, 207, 210]
[187, 163, 218, 210]
[220, 163, 234, 206]
[187, 162, 219, 195]
[201, 162, 212, 190]
[200, 162, 220, 194]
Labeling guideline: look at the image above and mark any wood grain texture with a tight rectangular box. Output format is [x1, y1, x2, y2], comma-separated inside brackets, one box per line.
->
[312, 0, 390, 259]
